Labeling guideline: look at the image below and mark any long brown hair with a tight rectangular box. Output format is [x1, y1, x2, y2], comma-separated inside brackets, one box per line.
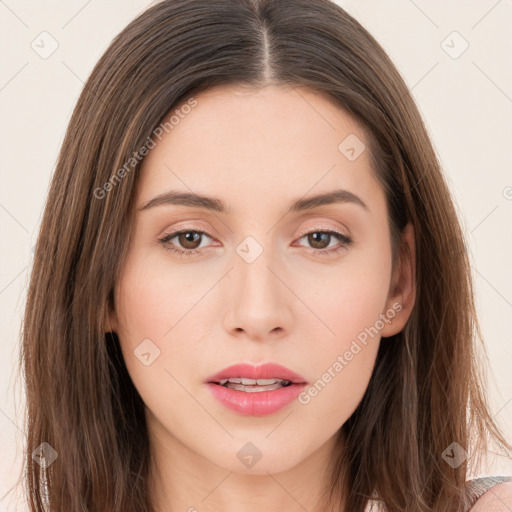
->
[15, 0, 511, 510]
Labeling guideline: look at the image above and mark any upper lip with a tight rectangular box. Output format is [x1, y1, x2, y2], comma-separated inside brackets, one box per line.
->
[205, 363, 308, 384]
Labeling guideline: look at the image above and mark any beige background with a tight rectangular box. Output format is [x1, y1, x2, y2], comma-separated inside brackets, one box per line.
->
[1, 1, 511, 509]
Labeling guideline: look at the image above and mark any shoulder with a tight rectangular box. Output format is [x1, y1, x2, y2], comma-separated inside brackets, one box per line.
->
[469, 480, 512, 511]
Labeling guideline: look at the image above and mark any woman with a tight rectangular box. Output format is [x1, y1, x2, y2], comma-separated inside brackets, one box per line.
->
[18, 0, 512, 510]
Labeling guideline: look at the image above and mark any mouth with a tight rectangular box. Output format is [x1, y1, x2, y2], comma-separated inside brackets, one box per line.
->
[204, 363, 308, 416]
[205, 362, 308, 395]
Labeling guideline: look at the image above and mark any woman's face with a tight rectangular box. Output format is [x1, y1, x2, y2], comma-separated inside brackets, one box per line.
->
[109, 84, 415, 476]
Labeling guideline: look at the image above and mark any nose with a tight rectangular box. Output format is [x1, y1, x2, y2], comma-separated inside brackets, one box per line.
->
[222, 245, 293, 342]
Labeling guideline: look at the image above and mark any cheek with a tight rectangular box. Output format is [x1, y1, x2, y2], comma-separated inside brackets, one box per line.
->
[304, 239, 392, 346]
[115, 252, 195, 342]
[297, 285, 385, 430]
[113, 261, 192, 423]
[113, 252, 212, 394]
[296, 240, 391, 419]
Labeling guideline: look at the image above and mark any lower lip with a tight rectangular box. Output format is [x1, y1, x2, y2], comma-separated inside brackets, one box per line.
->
[206, 382, 307, 416]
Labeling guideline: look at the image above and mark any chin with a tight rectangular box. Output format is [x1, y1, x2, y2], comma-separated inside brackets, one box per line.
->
[204, 437, 311, 475]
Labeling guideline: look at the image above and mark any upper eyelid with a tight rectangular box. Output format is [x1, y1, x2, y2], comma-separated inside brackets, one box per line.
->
[160, 218, 350, 235]
[160, 224, 349, 240]
[296, 224, 349, 238]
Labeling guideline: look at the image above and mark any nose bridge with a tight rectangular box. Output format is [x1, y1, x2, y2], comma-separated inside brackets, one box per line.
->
[236, 233, 283, 304]
[223, 232, 292, 338]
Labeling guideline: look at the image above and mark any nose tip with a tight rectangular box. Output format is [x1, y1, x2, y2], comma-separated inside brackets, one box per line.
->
[223, 259, 293, 341]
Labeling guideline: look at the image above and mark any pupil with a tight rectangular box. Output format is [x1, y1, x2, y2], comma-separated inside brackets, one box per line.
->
[180, 232, 200, 248]
[309, 232, 329, 249]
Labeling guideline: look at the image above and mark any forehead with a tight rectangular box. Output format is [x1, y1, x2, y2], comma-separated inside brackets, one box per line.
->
[137, 84, 381, 213]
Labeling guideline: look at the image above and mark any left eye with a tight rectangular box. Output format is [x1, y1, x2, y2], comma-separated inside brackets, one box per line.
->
[296, 230, 352, 252]
[158, 228, 352, 257]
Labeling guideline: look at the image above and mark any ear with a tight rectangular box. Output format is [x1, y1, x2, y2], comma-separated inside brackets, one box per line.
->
[380, 221, 416, 338]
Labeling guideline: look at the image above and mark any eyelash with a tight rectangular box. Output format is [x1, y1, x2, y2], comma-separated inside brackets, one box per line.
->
[158, 227, 353, 258]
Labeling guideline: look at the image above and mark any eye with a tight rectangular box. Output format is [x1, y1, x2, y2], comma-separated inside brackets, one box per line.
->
[295, 228, 353, 256]
[158, 229, 214, 258]
[158, 227, 353, 258]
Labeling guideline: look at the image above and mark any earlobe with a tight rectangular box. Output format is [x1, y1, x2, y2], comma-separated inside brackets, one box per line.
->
[380, 221, 416, 338]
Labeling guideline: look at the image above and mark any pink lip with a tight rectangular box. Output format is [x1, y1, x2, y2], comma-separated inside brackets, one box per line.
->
[204, 363, 308, 385]
[204, 363, 308, 417]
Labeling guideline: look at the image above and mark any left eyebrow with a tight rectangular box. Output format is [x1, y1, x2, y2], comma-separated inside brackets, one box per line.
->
[286, 189, 368, 213]
[138, 188, 368, 213]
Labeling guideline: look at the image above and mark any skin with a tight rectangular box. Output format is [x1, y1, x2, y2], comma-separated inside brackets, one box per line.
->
[470, 481, 512, 511]
[106, 84, 416, 512]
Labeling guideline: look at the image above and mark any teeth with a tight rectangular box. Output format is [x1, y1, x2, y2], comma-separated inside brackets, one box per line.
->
[217, 377, 291, 386]
[225, 382, 285, 392]
[254, 378, 281, 385]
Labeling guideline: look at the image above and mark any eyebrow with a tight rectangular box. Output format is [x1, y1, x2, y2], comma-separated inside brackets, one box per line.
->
[138, 188, 368, 213]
